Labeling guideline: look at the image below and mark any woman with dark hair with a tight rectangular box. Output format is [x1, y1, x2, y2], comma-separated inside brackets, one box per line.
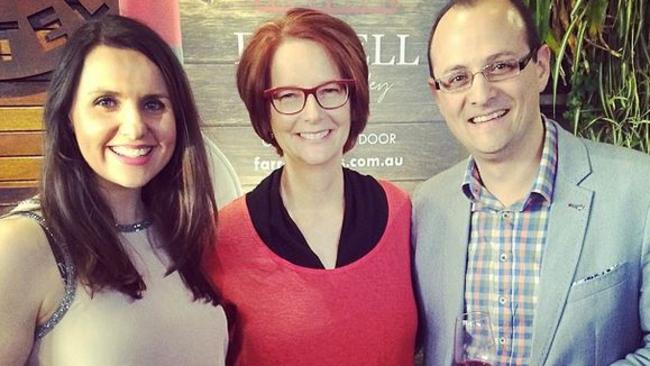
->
[204, 8, 417, 366]
[0, 15, 227, 365]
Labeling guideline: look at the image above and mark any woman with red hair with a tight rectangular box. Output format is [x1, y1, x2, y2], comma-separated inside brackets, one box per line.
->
[205, 7, 417, 366]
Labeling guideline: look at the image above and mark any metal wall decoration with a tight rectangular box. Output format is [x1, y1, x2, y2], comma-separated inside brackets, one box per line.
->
[0, 0, 117, 81]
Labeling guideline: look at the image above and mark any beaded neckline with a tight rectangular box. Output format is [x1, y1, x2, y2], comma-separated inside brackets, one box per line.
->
[115, 219, 153, 233]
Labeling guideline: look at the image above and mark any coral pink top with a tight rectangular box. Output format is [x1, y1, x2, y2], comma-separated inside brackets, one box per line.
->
[206, 181, 417, 366]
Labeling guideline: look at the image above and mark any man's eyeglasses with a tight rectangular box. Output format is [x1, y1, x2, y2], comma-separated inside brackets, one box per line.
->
[432, 49, 537, 93]
[264, 79, 354, 115]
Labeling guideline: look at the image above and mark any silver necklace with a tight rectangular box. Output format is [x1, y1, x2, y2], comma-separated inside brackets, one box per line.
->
[115, 219, 153, 233]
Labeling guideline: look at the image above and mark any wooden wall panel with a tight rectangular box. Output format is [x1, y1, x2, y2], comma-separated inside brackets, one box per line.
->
[0, 157, 42, 181]
[0, 131, 43, 156]
[0, 80, 49, 106]
[0, 107, 44, 131]
[180, 0, 444, 64]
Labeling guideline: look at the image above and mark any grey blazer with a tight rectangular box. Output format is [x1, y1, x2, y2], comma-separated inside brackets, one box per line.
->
[412, 120, 650, 365]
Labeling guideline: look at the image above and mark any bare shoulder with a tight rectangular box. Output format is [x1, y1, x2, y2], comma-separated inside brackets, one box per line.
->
[0, 215, 60, 364]
[0, 215, 53, 268]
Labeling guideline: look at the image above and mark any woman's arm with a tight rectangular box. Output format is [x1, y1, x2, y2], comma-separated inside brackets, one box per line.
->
[0, 216, 62, 365]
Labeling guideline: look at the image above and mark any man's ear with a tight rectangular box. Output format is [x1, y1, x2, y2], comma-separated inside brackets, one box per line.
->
[535, 45, 552, 93]
[427, 77, 440, 101]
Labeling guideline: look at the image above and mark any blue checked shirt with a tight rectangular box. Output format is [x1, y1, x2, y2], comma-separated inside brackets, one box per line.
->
[461, 118, 558, 366]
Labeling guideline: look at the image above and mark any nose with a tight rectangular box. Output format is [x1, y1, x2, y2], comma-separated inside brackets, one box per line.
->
[467, 72, 495, 106]
[301, 94, 323, 122]
[118, 104, 147, 140]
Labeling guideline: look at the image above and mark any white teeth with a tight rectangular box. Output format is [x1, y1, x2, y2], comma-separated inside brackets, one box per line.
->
[471, 110, 507, 123]
[299, 130, 329, 140]
[110, 146, 153, 158]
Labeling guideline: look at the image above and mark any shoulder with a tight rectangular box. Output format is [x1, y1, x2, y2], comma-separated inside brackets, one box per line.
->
[376, 179, 409, 203]
[556, 124, 650, 177]
[0, 215, 59, 296]
[569, 136, 650, 194]
[217, 196, 248, 223]
[583, 138, 650, 174]
[0, 215, 52, 269]
[0, 215, 64, 364]
[413, 159, 466, 207]
[0, 215, 58, 318]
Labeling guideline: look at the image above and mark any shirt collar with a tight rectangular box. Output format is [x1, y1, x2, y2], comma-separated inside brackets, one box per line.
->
[461, 116, 558, 208]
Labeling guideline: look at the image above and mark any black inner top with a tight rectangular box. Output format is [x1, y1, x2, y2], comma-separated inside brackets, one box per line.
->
[246, 167, 389, 269]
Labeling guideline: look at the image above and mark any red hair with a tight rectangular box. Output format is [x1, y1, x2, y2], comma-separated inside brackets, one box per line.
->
[236, 7, 369, 155]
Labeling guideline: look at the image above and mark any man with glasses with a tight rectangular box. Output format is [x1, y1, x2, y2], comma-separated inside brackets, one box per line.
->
[412, 0, 650, 365]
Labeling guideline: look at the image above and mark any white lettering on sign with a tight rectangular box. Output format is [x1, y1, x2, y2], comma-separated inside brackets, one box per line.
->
[357, 132, 397, 145]
[342, 156, 404, 168]
[252, 155, 405, 172]
[254, 156, 284, 171]
[235, 32, 419, 66]
[357, 33, 420, 66]
[368, 72, 394, 104]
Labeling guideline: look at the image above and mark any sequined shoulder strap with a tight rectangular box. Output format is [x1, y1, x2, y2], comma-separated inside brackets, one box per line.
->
[8, 210, 77, 340]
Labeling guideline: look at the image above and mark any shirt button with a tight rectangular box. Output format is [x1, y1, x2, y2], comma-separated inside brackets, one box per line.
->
[499, 253, 508, 262]
[501, 211, 511, 220]
[499, 337, 506, 345]
[499, 296, 507, 305]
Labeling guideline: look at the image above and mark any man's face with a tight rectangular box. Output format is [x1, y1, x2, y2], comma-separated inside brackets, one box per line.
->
[429, 0, 550, 163]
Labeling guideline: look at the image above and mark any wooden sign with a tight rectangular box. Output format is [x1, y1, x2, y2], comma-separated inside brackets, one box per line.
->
[179, 0, 467, 193]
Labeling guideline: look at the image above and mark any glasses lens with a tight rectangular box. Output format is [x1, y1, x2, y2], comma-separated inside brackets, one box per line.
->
[440, 72, 471, 92]
[484, 59, 520, 82]
[316, 82, 349, 109]
[271, 89, 305, 114]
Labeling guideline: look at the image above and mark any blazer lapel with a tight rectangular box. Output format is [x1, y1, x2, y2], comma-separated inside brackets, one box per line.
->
[446, 191, 471, 316]
[530, 124, 594, 365]
[439, 186, 471, 366]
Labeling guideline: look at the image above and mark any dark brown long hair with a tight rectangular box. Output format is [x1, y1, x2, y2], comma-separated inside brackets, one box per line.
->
[40, 15, 219, 304]
[236, 7, 369, 155]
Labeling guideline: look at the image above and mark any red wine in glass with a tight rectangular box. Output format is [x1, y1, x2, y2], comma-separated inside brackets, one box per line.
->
[453, 311, 496, 366]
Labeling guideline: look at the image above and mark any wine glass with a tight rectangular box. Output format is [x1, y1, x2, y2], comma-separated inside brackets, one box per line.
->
[453, 311, 496, 366]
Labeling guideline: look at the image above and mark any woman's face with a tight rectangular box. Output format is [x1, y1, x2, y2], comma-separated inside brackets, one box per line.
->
[268, 38, 351, 170]
[69, 45, 176, 194]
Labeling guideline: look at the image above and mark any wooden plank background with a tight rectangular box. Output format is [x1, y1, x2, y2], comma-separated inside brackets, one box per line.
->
[0, 0, 119, 213]
[179, 0, 467, 194]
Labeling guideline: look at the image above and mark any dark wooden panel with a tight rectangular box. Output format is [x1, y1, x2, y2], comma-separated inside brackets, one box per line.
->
[185, 63, 441, 127]
[203, 121, 466, 188]
[0, 157, 42, 181]
[0, 107, 44, 131]
[0, 80, 49, 106]
[180, 0, 444, 64]
[0, 131, 43, 156]
[0, 185, 38, 215]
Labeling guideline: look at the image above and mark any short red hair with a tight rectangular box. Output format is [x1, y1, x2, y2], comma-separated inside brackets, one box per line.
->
[236, 7, 369, 155]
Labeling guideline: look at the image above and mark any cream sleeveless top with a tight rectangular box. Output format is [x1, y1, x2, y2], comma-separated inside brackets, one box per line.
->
[26, 228, 228, 366]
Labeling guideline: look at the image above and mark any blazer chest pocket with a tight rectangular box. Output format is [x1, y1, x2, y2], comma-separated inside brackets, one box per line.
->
[567, 262, 630, 303]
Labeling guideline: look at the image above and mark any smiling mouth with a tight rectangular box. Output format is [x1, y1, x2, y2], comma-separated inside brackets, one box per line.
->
[109, 146, 154, 158]
[469, 109, 509, 124]
[298, 130, 331, 140]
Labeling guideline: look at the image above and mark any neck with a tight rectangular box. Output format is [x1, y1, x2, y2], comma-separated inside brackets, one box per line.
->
[280, 163, 345, 211]
[99, 184, 146, 225]
[474, 120, 545, 207]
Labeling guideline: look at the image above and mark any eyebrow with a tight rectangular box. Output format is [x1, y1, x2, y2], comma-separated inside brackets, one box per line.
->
[86, 89, 170, 99]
